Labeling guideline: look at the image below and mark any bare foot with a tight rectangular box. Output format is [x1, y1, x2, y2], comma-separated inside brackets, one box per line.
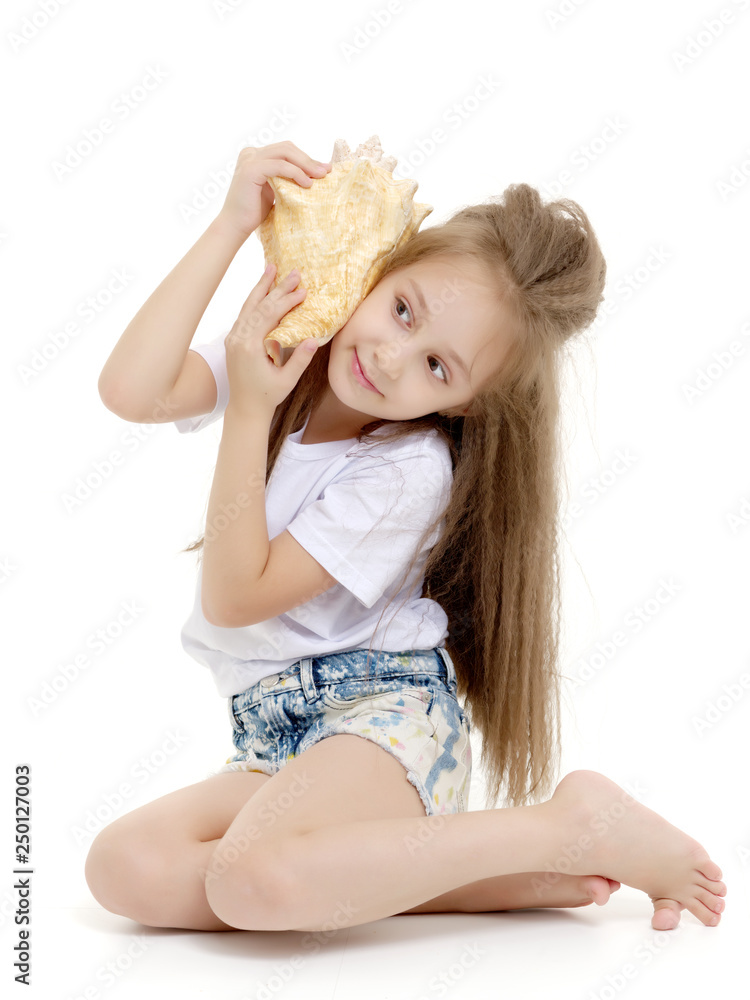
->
[399, 872, 621, 915]
[544, 770, 727, 929]
[476, 872, 622, 912]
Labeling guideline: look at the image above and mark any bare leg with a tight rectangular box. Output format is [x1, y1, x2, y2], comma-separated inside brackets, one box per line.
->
[85, 772, 272, 930]
[222, 770, 725, 932]
[85, 770, 619, 930]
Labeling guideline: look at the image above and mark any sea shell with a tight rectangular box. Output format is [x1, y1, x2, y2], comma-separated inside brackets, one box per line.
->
[257, 135, 432, 366]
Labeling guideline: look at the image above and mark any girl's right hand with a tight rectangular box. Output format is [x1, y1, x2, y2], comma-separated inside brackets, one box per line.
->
[216, 141, 331, 240]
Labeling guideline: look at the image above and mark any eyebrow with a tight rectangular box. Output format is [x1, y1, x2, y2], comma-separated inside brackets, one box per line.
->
[408, 278, 472, 383]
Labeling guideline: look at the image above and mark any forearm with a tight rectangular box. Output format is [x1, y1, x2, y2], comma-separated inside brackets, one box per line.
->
[98, 213, 249, 420]
[200, 403, 274, 627]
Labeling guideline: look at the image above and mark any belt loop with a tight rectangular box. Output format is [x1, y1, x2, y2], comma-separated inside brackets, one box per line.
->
[299, 657, 318, 702]
[436, 645, 456, 687]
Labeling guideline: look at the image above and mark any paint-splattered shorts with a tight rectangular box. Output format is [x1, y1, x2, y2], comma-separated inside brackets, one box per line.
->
[220, 646, 472, 816]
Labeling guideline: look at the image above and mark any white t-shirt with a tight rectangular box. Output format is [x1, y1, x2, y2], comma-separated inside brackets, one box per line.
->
[174, 332, 454, 697]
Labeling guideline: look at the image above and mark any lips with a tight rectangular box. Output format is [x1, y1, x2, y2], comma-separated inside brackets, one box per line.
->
[352, 349, 382, 394]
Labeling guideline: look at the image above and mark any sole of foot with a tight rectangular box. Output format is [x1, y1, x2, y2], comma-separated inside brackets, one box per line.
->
[547, 770, 726, 928]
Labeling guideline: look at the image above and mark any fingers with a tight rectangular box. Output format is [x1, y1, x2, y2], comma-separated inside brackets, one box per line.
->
[251, 263, 303, 300]
[260, 139, 332, 172]
[264, 265, 306, 298]
[261, 158, 329, 188]
[230, 267, 306, 344]
[237, 140, 332, 188]
[268, 270, 307, 320]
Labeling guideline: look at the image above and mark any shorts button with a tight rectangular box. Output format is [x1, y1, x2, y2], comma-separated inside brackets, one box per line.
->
[261, 673, 280, 688]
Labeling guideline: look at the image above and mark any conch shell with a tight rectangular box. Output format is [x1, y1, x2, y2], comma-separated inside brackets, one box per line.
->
[257, 135, 432, 366]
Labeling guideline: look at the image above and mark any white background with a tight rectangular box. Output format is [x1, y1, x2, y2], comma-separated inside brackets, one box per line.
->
[2, 0, 748, 997]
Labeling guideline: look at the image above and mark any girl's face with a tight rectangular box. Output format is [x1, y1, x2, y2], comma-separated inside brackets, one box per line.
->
[324, 258, 514, 428]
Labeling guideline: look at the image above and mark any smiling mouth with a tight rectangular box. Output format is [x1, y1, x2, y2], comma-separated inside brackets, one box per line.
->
[352, 349, 382, 394]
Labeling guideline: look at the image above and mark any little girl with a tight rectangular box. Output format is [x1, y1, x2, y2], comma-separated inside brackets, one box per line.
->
[86, 141, 726, 935]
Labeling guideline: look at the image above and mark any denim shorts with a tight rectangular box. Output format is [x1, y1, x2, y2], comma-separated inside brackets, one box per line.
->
[220, 646, 472, 816]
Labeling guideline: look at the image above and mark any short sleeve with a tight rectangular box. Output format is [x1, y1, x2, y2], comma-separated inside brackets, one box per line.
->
[285, 440, 453, 608]
[174, 330, 229, 434]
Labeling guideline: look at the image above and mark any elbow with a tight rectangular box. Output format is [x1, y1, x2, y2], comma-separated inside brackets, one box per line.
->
[97, 374, 119, 413]
[98, 377, 140, 423]
[201, 594, 227, 627]
[201, 594, 255, 629]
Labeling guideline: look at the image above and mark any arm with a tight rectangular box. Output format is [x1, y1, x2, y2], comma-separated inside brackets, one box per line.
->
[200, 401, 337, 627]
[98, 215, 247, 422]
[200, 402, 273, 625]
[98, 142, 332, 424]
[196, 199, 337, 626]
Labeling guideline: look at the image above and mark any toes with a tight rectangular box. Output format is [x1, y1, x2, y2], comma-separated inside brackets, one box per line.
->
[696, 859, 723, 881]
[686, 896, 722, 927]
[659, 887, 724, 928]
[698, 876, 727, 897]
[583, 876, 613, 906]
[651, 899, 681, 931]
[695, 886, 725, 915]
[607, 879, 621, 892]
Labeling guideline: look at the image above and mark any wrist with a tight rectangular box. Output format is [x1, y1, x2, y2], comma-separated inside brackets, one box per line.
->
[224, 399, 276, 427]
[210, 212, 252, 249]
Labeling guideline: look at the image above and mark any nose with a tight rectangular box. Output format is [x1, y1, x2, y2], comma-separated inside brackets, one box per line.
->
[373, 337, 412, 379]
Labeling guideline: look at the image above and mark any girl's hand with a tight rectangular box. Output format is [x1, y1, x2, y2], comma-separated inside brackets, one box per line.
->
[216, 142, 331, 240]
[224, 263, 319, 418]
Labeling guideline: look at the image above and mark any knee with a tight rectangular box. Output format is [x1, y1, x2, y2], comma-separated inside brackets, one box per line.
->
[85, 825, 127, 908]
[84, 824, 168, 926]
[204, 840, 294, 931]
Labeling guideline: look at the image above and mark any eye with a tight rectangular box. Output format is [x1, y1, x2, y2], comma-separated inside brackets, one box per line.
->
[394, 297, 412, 323]
[428, 357, 448, 382]
[394, 296, 449, 384]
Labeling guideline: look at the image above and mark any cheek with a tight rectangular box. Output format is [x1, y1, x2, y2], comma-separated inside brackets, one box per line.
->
[333, 315, 353, 346]
[332, 333, 350, 368]
[329, 336, 351, 383]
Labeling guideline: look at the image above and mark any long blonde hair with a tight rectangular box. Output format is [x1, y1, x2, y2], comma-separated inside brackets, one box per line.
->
[183, 184, 606, 808]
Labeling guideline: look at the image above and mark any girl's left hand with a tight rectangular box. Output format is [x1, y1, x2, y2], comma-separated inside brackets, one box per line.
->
[224, 263, 319, 417]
